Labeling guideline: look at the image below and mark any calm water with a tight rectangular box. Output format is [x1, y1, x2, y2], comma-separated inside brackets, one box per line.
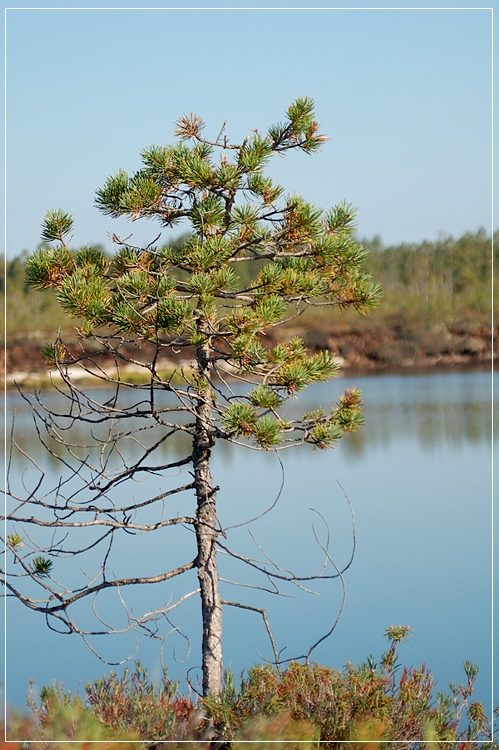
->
[3, 369, 495, 718]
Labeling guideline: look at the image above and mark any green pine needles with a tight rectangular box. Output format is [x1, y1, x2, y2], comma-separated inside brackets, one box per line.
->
[26, 97, 380, 452]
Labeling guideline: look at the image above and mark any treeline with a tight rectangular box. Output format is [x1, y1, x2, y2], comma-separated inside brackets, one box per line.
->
[1, 229, 495, 341]
[360, 228, 495, 324]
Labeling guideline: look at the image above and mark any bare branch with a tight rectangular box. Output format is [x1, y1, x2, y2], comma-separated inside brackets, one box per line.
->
[305, 511, 348, 662]
[4, 558, 197, 614]
[222, 599, 280, 667]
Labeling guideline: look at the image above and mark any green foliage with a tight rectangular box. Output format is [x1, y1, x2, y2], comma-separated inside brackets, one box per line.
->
[252, 414, 283, 448]
[254, 294, 288, 326]
[298, 384, 363, 448]
[75, 245, 108, 271]
[330, 387, 364, 433]
[56, 268, 112, 325]
[248, 384, 285, 409]
[268, 96, 328, 154]
[155, 297, 194, 332]
[94, 169, 130, 217]
[385, 624, 411, 643]
[222, 402, 258, 437]
[305, 421, 343, 449]
[273, 348, 341, 395]
[7, 532, 24, 549]
[29, 555, 53, 578]
[40, 209, 74, 244]
[325, 201, 358, 233]
[25, 245, 75, 290]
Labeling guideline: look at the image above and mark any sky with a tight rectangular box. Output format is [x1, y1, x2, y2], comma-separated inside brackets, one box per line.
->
[3, 3, 495, 257]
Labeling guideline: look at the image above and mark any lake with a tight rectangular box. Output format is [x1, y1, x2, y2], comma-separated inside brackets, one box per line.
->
[3, 367, 495, 721]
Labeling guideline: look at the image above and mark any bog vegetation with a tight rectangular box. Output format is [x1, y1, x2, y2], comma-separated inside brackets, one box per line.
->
[4, 628, 496, 748]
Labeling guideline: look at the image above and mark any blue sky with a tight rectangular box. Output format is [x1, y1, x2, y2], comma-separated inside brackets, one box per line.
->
[4, 3, 494, 257]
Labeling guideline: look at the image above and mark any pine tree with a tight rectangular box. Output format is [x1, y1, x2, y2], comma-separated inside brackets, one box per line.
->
[8, 98, 380, 701]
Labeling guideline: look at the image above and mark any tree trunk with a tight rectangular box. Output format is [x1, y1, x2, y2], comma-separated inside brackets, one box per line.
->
[193, 347, 223, 698]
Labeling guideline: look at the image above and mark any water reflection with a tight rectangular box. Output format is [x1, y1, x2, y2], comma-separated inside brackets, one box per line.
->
[6, 370, 494, 462]
[3, 369, 494, 715]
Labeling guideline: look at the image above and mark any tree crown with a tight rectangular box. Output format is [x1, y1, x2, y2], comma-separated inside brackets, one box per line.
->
[25, 97, 381, 450]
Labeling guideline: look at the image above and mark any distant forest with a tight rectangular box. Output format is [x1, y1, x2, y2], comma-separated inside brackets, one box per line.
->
[2, 228, 496, 342]
[360, 228, 495, 324]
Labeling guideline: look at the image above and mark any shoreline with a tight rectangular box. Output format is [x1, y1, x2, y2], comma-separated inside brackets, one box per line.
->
[4, 324, 495, 389]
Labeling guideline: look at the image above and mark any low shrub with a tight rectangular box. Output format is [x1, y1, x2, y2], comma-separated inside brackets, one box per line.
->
[206, 627, 494, 748]
[6, 628, 497, 749]
[85, 660, 195, 741]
